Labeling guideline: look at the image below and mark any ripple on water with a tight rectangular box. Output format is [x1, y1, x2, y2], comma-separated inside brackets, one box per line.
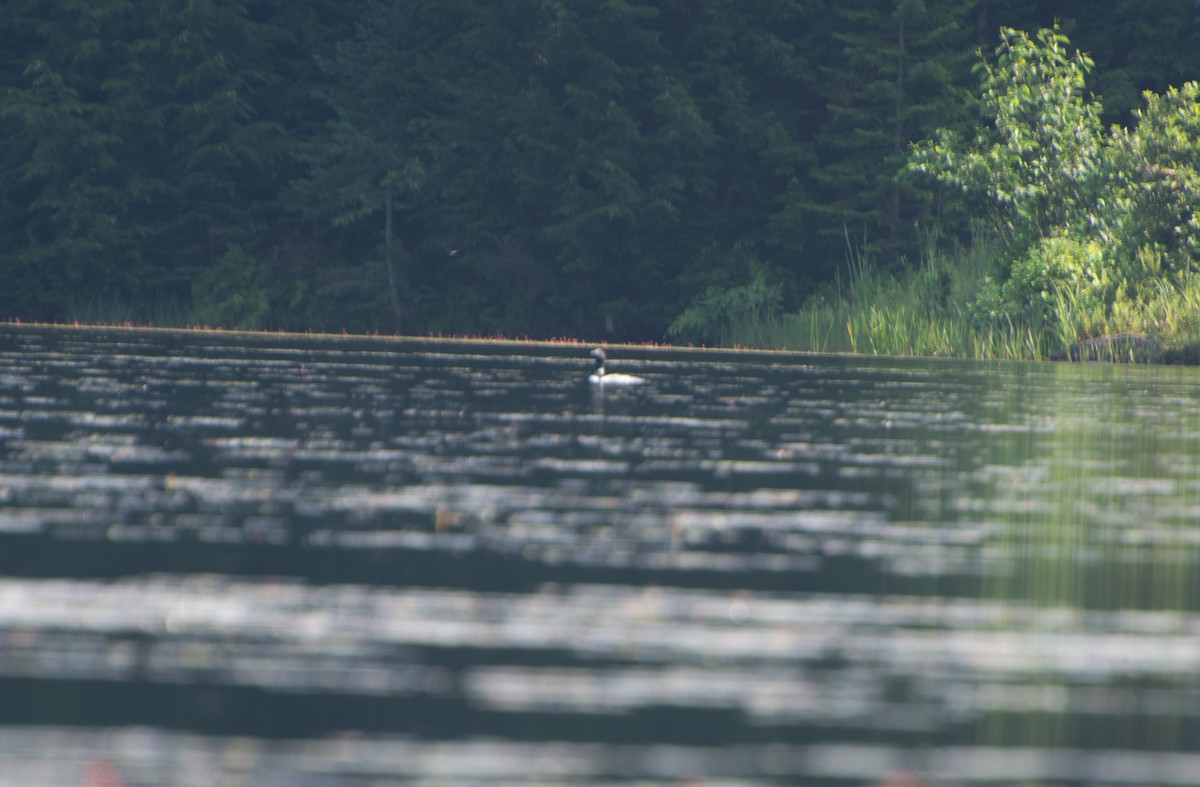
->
[3, 328, 1200, 784]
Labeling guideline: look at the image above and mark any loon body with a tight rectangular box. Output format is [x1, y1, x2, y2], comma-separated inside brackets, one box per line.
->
[588, 347, 645, 386]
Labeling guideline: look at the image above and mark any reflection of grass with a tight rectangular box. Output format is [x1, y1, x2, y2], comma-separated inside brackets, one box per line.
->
[975, 371, 1200, 752]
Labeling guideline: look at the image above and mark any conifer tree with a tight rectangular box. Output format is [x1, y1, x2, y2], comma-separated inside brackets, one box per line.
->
[289, 0, 433, 325]
[1042, 0, 1200, 125]
[138, 1, 290, 268]
[532, 0, 710, 336]
[804, 0, 976, 266]
[0, 0, 326, 321]
[674, 0, 827, 295]
[0, 1, 155, 315]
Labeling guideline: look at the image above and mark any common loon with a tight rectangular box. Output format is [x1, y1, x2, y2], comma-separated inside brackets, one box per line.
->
[588, 347, 645, 386]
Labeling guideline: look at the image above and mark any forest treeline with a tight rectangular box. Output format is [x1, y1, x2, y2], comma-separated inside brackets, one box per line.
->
[4, 1, 1200, 342]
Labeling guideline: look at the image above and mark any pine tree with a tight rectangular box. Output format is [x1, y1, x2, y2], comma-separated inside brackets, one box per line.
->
[0, 0, 336, 321]
[138, 0, 291, 268]
[300, 0, 722, 338]
[0, 1, 156, 316]
[805, 0, 977, 267]
[531, 0, 709, 337]
[1038, 0, 1200, 125]
[293, 0, 524, 330]
[674, 0, 827, 296]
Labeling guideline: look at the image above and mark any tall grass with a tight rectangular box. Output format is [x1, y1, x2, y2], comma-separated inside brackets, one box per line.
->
[739, 237, 1050, 360]
[64, 292, 193, 327]
[731, 236, 1200, 362]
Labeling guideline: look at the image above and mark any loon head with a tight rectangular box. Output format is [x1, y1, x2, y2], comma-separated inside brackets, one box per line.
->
[590, 347, 607, 376]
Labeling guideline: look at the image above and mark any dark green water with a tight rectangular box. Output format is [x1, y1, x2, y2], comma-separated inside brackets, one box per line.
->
[2, 325, 1200, 785]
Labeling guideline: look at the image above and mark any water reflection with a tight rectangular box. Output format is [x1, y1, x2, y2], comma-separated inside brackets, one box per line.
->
[2, 326, 1200, 784]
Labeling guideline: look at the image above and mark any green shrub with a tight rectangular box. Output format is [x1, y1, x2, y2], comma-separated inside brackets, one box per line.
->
[910, 26, 1200, 344]
[909, 26, 1105, 258]
[191, 245, 270, 329]
[668, 257, 783, 346]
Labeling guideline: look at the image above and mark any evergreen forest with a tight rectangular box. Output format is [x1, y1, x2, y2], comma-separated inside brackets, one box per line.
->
[6, 1, 1200, 352]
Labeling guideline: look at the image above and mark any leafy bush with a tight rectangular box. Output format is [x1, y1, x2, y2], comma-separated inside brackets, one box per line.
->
[1106, 82, 1200, 274]
[668, 258, 782, 346]
[191, 246, 270, 329]
[1000, 233, 1110, 319]
[910, 26, 1200, 335]
[910, 27, 1105, 256]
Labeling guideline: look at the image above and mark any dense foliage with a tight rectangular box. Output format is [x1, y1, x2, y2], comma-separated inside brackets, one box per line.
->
[4, 1, 1200, 341]
[910, 26, 1200, 339]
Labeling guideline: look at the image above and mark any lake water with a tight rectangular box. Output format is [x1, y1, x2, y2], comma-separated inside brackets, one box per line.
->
[2, 325, 1200, 786]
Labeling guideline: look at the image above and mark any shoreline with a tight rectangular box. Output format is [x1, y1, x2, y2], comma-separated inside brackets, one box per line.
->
[5, 319, 1197, 366]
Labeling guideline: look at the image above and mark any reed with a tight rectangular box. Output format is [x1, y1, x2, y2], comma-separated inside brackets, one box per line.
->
[64, 292, 193, 328]
[734, 239, 1200, 363]
[744, 239, 1049, 359]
